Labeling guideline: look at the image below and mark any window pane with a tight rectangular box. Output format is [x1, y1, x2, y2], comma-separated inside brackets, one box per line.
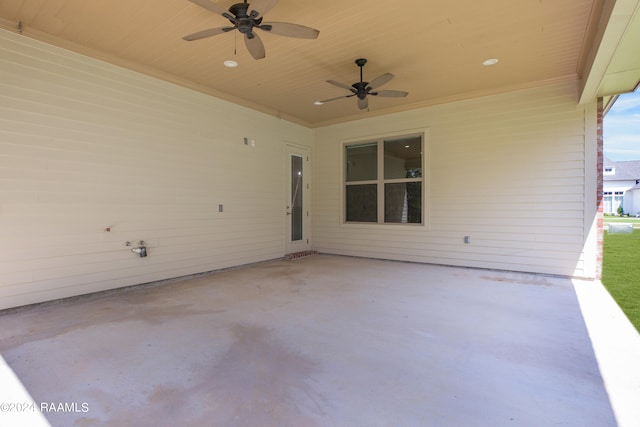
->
[384, 137, 422, 179]
[385, 182, 422, 223]
[346, 185, 377, 222]
[346, 143, 377, 182]
[291, 155, 303, 241]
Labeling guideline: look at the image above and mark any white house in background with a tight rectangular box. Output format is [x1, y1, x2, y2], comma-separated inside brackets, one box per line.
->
[603, 156, 640, 216]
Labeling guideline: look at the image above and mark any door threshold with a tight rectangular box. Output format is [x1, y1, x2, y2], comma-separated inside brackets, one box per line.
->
[285, 250, 318, 260]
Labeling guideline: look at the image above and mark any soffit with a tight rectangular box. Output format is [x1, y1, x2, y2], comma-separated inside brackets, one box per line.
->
[580, 0, 640, 103]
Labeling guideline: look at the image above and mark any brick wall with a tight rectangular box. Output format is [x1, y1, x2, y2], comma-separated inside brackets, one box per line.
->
[596, 97, 604, 279]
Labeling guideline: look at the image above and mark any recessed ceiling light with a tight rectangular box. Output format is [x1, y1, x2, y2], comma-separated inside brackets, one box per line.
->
[223, 60, 238, 68]
[314, 101, 324, 106]
[482, 58, 499, 66]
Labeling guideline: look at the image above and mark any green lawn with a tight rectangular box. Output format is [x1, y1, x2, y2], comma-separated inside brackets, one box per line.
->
[602, 229, 640, 333]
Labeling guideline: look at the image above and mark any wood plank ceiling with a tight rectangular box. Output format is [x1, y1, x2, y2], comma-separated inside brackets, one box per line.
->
[0, 0, 599, 127]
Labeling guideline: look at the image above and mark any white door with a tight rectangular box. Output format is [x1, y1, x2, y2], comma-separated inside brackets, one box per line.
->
[285, 145, 311, 254]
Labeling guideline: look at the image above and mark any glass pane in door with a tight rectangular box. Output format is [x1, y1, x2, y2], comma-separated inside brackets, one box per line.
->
[291, 155, 303, 241]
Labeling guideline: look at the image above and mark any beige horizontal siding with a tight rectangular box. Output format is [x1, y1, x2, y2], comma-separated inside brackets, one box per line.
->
[0, 29, 312, 309]
[312, 80, 597, 277]
[0, 27, 599, 310]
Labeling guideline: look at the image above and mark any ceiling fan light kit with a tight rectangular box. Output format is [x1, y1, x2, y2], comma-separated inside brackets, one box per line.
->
[183, 0, 320, 60]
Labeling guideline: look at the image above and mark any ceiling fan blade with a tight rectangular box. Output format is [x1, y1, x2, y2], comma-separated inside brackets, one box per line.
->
[372, 90, 409, 98]
[358, 97, 368, 110]
[327, 80, 355, 92]
[248, 0, 278, 19]
[245, 33, 266, 60]
[183, 27, 234, 41]
[319, 94, 356, 103]
[260, 22, 320, 39]
[188, 0, 228, 16]
[368, 73, 395, 89]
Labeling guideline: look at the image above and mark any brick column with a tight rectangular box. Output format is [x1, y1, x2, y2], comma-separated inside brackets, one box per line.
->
[595, 97, 604, 279]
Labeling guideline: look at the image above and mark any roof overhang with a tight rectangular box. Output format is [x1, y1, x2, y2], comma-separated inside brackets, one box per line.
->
[580, 0, 640, 104]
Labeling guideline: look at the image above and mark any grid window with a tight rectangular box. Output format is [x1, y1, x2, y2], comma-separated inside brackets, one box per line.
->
[345, 135, 423, 224]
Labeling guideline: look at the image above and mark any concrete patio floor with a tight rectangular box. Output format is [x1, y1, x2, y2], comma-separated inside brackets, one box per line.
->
[1, 255, 639, 427]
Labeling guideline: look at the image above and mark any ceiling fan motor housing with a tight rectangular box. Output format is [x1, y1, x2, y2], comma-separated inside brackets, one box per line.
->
[228, 2, 263, 35]
[352, 82, 370, 99]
